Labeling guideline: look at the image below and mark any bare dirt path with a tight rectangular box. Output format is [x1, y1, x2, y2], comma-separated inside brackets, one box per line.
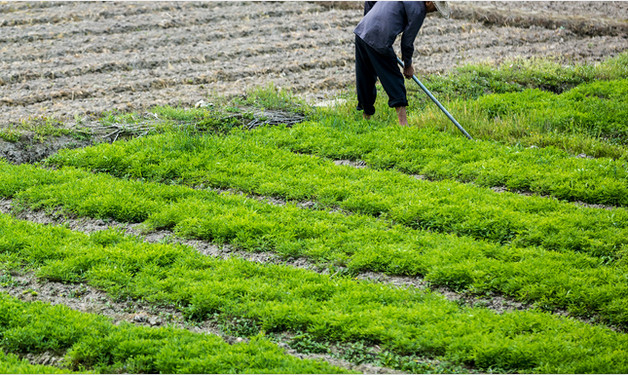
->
[1, 1, 626, 126]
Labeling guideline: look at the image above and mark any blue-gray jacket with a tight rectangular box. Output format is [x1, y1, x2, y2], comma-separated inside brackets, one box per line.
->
[354, 1, 426, 67]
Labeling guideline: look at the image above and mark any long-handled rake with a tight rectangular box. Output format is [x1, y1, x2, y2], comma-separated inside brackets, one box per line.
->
[397, 57, 473, 140]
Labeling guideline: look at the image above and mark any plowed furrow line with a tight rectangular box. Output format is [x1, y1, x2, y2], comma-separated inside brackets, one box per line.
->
[0, 73, 354, 125]
[0, 19, 613, 79]
[1, 33, 622, 124]
[451, 4, 628, 37]
[412, 35, 628, 73]
[0, 14, 357, 64]
[415, 24, 606, 56]
[0, 1, 67, 12]
[0, 2, 239, 28]
[465, 1, 628, 20]
[3, 24, 619, 91]
[0, 37, 353, 86]
[0, 3, 337, 45]
[0, 53, 353, 107]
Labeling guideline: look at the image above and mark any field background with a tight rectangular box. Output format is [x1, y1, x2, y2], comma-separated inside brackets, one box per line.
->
[1, 1, 627, 126]
[1, 1, 628, 374]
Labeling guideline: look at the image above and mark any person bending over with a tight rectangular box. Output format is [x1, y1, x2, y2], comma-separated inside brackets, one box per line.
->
[354, 1, 439, 126]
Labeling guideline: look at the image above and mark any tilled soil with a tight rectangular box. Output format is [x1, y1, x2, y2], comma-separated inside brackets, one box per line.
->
[1, 1, 627, 127]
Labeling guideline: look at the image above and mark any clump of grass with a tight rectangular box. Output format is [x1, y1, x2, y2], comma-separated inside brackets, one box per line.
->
[318, 52, 628, 159]
[0, 293, 348, 374]
[233, 82, 311, 115]
[411, 78, 628, 158]
[418, 52, 628, 102]
[475, 79, 628, 143]
[0, 128, 21, 142]
[0, 116, 85, 143]
[95, 83, 308, 137]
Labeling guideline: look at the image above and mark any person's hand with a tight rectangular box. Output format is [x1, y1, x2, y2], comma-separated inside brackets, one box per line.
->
[403, 64, 414, 79]
[425, 1, 437, 13]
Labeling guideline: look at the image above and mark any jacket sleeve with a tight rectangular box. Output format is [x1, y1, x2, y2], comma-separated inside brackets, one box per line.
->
[400, 2, 426, 68]
[364, 1, 377, 15]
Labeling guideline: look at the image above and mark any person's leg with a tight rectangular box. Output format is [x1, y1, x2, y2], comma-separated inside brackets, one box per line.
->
[395, 106, 408, 126]
[365, 47, 409, 125]
[355, 36, 377, 118]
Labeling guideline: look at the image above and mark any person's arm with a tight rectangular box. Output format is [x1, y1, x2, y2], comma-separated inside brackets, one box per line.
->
[400, 2, 427, 70]
[425, 1, 437, 13]
[364, 1, 377, 16]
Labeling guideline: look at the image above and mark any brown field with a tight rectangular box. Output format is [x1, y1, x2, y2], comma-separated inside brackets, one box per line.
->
[1, 1, 627, 126]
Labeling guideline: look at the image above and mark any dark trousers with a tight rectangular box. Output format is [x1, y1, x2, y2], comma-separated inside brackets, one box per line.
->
[355, 35, 407, 116]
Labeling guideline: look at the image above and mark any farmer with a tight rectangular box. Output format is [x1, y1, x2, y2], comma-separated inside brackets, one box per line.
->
[354, 1, 445, 126]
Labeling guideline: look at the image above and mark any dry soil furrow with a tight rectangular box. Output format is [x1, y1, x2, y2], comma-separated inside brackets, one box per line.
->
[0, 2, 234, 28]
[0, 1, 68, 12]
[0, 54, 353, 109]
[0, 23, 353, 66]
[4, 25, 622, 102]
[0, 19, 570, 82]
[0, 13, 357, 65]
[7, 32, 626, 125]
[2, 29, 625, 125]
[1, 11, 570, 67]
[475, 1, 628, 19]
[0, 29, 352, 75]
[0, 72, 352, 125]
[2, 16, 619, 71]
[1, 2, 626, 126]
[0, 2, 327, 45]
[3, 28, 621, 94]
[415, 34, 627, 68]
[0, 36, 353, 87]
[452, 2, 628, 37]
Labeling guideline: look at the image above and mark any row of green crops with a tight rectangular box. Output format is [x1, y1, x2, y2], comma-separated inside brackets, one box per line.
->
[416, 53, 628, 102]
[474, 79, 628, 144]
[1, 214, 628, 373]
[1, 161, 628, 328]
[309, 53, 628, 160]
[47, 130, 628, 261]
[0, 293, 345, 374]
[246, 121, 628, 206]
[411, 54, 628, 157]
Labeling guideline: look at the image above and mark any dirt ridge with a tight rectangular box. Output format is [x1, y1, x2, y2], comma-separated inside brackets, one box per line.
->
[1, 2, 626, 126]
[452, 3, 628, 37]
